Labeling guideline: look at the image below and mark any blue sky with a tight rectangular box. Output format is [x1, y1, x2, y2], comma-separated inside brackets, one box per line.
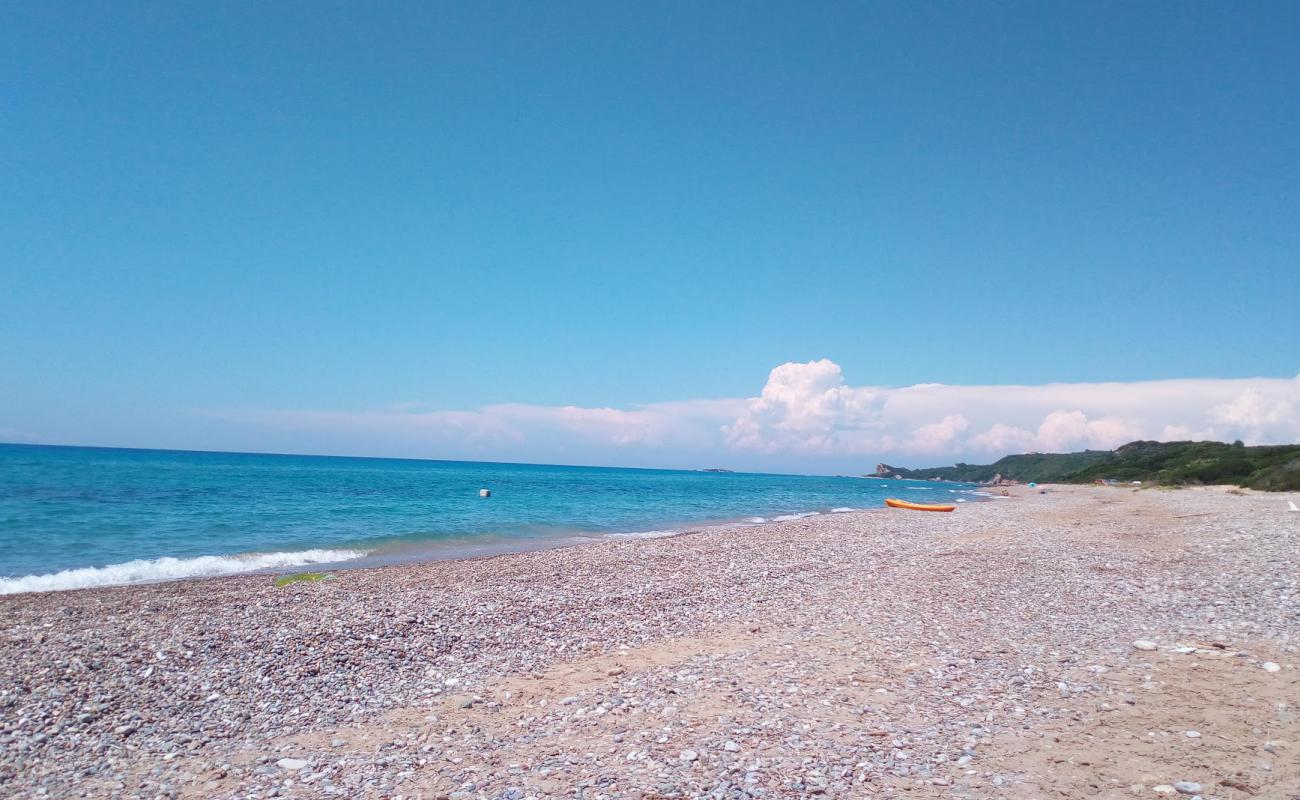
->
[2, 2, 1298, 470]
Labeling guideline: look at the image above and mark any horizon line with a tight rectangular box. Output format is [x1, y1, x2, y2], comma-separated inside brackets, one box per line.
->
[0, 440, 849, 480]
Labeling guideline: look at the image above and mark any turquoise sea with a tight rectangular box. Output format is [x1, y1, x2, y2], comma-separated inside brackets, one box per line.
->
[0, 444, 980, 594]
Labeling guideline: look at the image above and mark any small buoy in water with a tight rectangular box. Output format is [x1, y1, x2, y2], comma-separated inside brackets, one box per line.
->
[479, 488, 491, 498]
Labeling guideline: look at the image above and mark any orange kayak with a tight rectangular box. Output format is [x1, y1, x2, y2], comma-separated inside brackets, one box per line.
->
[885, 498, 955, 512]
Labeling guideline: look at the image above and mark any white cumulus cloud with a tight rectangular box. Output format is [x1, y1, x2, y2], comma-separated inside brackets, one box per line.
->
[208, 359, 1300, 470]
[722, 359, 884, 454]
[906, 414, 970, 455]
[1208, 383, 1299, 441]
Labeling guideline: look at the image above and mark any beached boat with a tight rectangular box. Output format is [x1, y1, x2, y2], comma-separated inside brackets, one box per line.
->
[885, 498, 956, 512]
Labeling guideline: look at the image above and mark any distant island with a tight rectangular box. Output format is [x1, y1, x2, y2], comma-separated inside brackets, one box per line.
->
[870, 440, 1300, 491]
[698, 468, 735, 473]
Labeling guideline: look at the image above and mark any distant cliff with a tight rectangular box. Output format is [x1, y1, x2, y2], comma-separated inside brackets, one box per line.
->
[869, 440, 1300, 491]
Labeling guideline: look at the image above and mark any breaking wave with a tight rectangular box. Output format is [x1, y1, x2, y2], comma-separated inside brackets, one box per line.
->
[0, 549, 368, 595]
[604, 529, 682, 540]
[771, 512, 821, 522]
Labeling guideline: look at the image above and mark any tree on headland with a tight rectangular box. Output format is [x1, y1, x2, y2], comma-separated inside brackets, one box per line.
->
[882, 440, 1300, 491]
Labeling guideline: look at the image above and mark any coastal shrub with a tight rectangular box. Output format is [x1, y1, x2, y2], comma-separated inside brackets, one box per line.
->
[1244, 458, 1300, 491]
[891, 440, 1300, 491]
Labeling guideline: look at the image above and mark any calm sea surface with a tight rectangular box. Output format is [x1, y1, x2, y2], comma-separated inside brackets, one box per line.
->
[0, 444, 978, 593]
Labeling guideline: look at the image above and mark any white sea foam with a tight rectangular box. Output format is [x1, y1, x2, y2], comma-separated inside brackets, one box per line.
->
[830, 507, 857, 513]
[0, 548, 368, 595]
[748, 517, 768, 524]
[771, 512, 820, 522]
[605, 529, 681, 540]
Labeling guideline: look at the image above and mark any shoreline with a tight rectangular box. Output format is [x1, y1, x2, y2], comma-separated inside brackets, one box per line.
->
[3, 440, 992, 597]
[0, 491, 981, 597]
[4, 484, 1296, 798]
[0, 506, 890, 598]
[3, 442, 988, 598]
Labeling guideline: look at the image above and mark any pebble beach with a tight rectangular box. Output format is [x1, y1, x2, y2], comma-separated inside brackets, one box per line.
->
[3, 485, 1298, 799]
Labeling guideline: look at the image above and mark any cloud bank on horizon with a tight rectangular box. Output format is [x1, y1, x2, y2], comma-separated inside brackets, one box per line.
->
[217, 359, 1300, 470]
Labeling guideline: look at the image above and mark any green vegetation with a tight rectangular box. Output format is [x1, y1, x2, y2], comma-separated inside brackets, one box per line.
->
[274, 571, 331, 587]
[876, 450, 1112, 483]
[1068, 440, 1300, 490]
[879, 440, 1300, 491]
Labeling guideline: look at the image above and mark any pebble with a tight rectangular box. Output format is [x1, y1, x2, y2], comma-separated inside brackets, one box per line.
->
[1261, 662, 1281, 672]
[1173, 781, 1202, 794]
[1133, 640, 1159, 651]
[4, 488, 1295, 800]
[1184, 731, 1200, 738]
